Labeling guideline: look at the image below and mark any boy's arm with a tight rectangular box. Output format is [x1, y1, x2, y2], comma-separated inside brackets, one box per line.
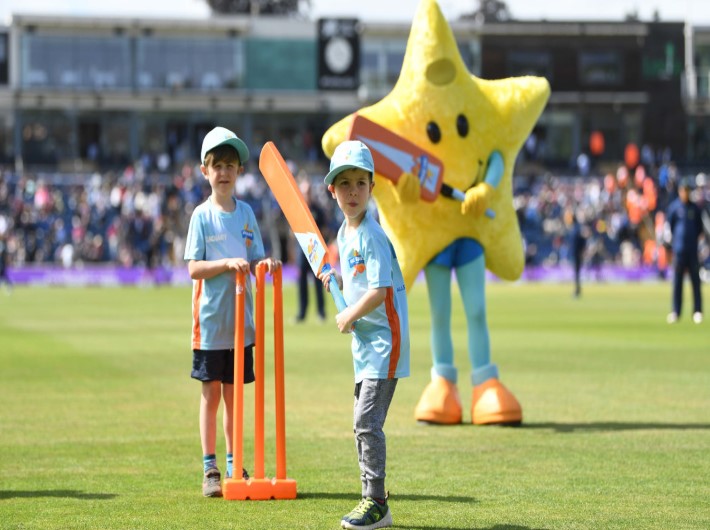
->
[335, 287, 386, 334]
[188, 258, 249, 280]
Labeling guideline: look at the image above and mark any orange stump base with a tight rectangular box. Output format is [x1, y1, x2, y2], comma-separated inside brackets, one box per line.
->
[223, 477, 297, 500]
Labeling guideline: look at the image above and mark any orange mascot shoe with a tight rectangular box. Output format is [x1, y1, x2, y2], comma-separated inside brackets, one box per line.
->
[471, 379, 522, 425]
[414, 376, 462, 424]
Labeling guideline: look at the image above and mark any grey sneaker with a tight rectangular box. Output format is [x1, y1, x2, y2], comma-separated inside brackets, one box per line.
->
[202, 467, 222, 497]
[341, 497, 392, 529]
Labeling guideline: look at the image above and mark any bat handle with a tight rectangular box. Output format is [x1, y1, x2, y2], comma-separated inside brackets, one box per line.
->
[329, 275, 348, 313]
[441, 184, 466, 202]
[440, 184, 496, 219]
[321, 262, 348, 313]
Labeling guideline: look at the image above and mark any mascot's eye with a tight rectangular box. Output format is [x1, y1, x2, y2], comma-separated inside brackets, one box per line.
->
[456, 114, 469, 138]
[426, 121, 441, 144]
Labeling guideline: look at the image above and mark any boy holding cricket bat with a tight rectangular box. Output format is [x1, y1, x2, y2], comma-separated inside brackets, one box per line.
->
[184, 126, 281, 497]
[319, 140, 410, 530]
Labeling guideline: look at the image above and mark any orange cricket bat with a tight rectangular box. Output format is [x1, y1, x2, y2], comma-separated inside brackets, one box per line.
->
[348, 114, 444, 202]
[259, 141, 347, 312]
[348, 114, 495, 218]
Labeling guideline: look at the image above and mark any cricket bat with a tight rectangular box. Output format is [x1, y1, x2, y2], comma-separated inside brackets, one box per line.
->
[259, 141, 347, 312]
[348, 114, 495, 218]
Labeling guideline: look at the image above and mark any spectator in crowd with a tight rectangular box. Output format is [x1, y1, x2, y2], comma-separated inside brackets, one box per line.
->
[0, 232, 12, 293]
[566, 209, 588, 298]
[293, 170, 327, 324]
[1, 145, 706, 289]
[665, 177, 705, 324]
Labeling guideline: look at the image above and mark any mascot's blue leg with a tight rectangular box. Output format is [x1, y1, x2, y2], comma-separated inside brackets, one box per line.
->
[413, 263, 463, 424]
[454, 256, 498, 386]
[423, 263, 457, 383]
[455, 255, 522, 425]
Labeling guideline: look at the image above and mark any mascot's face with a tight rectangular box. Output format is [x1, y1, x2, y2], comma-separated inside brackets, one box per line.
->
[323, 0, 550, 287]
[392, 77, 499, 196]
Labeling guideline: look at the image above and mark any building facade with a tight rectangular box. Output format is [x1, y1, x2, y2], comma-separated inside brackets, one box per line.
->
[0, 12, 709, 175]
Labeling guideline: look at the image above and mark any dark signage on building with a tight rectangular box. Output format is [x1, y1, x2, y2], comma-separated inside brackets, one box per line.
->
[0, 33, 8, 85]
[317, 18, 359, 91]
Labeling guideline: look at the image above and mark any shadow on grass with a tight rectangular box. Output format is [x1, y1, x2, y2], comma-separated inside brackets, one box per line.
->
[403, 526, 548, 530]
[0, 490, 116, 500]
[292, 493, 548, 530]
[298, 491, 475, 503]
[523, 422, 710, 433]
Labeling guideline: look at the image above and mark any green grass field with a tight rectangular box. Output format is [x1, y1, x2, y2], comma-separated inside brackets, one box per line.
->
[0, 281, 708, 530]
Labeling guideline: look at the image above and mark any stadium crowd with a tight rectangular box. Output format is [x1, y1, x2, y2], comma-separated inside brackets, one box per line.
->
[0, 154, 708, 278]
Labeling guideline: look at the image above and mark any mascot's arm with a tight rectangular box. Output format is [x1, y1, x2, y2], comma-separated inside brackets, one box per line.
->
[461, 151, 503, 217]
[394, 171, 420, 204]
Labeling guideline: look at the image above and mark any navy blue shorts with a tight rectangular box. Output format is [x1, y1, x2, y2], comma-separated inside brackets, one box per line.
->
[429, 238, 484, 268]
[191, 346, 255, 384]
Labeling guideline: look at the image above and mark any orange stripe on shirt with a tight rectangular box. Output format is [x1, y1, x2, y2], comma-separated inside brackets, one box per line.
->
[191, 279, 203, 349]
[385, 286, 401, 379]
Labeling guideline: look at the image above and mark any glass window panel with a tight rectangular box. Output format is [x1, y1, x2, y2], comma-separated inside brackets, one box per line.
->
[385, 50, 404, 85]
[579, 51, 622, 86]
[136, 36, 242, 90]
[21, 34, 130, 89]
[360, 39, 405, 90]
[103, 114, 132, 165]
[360, 46, 382, 88]
[458, 40, 481, 75]
[21, 111, 75, 165]
[507, 51, 552, 80]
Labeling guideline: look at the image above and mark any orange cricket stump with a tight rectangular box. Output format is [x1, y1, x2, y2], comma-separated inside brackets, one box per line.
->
[223, 265, 297, 501]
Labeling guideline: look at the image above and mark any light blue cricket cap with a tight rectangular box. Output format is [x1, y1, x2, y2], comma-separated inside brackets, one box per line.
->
[324, 140, 375, 185]
[201, 126, 249, 165]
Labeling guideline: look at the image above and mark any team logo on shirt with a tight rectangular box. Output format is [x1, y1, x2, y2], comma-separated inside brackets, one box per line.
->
[241, 223, 254, 248]
[348, 250, 366, 277]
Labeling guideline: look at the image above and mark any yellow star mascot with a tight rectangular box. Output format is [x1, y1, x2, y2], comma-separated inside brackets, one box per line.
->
[323, 0, 549, 424]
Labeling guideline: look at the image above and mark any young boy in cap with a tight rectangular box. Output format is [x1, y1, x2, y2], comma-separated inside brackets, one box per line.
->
[318, 140, 410, 529]
[184, 126, 281, 497]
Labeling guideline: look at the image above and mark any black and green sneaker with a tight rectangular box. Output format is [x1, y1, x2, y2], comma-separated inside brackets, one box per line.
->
[341, 497, 392, 529]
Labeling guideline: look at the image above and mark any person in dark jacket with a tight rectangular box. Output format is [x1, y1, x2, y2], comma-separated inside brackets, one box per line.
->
[294, 173, 327, 323]
[666, 178, 705, 324]
[569, 212, 588, 298]
[0, 233, 12, 293]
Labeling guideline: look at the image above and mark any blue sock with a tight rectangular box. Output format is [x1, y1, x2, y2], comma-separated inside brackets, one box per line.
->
[226, 453, 233, 478]
[203, 454, 217, 473]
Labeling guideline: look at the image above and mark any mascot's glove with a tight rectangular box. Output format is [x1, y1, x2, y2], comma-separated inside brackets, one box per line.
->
[461, 182, 493, 217]
[394, 172, 421, 204]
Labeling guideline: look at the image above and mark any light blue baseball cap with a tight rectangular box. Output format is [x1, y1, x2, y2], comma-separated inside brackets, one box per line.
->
[201, 126, 249, 165]
[324, 140, 375, 185]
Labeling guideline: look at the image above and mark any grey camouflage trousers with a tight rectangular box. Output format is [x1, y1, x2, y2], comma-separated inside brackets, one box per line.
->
[353, 378, 398, 499]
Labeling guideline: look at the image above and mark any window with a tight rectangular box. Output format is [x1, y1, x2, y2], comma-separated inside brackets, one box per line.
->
[21, 34, 131, 89]
[136, 36, 243, 90]
[0, 33, 8, 85]
[507, 51, 552, 80]
[360, 39, 406, 91]
[21, 111, 74, 165]
[458, 40, 481, 76]
[579, 51, 622, 86]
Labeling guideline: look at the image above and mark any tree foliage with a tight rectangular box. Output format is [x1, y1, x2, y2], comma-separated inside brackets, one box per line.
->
[461, 0, 513, 23]
[205, 0, 304, 15]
